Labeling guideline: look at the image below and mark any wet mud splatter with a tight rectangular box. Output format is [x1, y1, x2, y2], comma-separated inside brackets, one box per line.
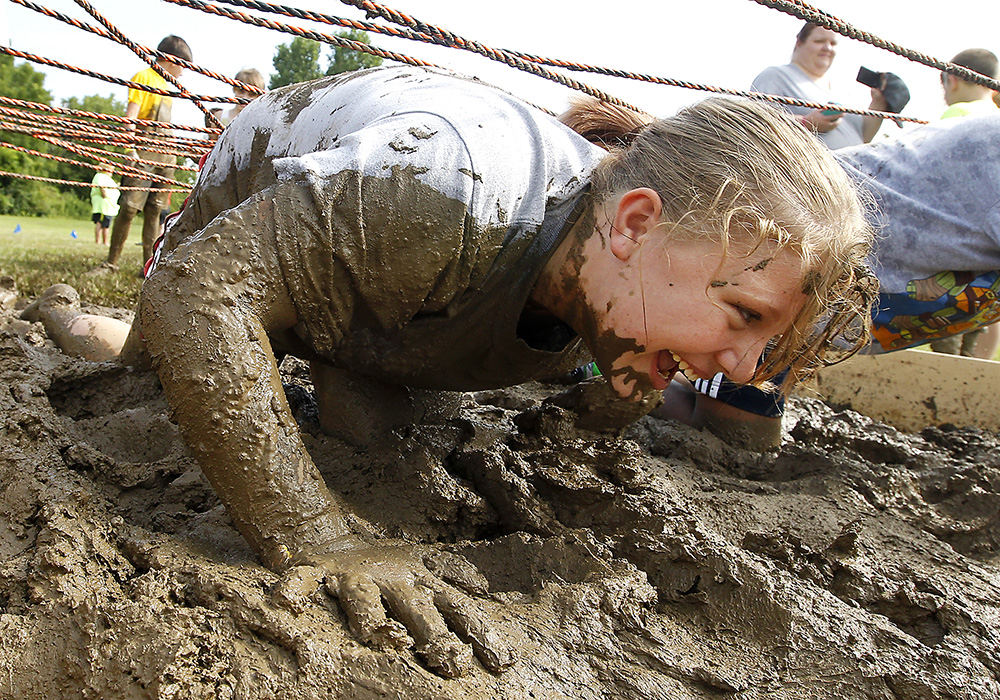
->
[2, 296, 999, 699]
[745, 257, 773, 272]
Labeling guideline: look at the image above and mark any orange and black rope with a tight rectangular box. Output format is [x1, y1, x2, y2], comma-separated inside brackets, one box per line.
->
[72, 0, 225, 129]
[9, 0, 264, 96]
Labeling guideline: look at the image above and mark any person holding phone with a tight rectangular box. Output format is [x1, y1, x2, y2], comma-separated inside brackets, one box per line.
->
[751, 22, 888, 148]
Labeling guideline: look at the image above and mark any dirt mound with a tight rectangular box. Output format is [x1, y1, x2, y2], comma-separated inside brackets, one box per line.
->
[2, 296, 998, 699]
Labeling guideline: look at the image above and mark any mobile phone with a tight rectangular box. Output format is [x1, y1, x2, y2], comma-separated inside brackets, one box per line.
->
[857, 66, 882, 88]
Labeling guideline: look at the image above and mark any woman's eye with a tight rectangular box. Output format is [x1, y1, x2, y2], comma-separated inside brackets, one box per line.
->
[737, 305, 762, 323]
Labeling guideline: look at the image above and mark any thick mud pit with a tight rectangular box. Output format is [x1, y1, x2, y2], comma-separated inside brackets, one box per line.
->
[2, 292, 999, 699]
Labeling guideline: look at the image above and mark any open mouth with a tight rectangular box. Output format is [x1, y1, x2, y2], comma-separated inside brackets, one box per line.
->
[669, 350, 710, 383]
[650, 351, 679, 390]
[650, 350, 711, 390]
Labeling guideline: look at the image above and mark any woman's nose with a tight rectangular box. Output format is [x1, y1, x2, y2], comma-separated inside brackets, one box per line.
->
[717, 337, 769, 384]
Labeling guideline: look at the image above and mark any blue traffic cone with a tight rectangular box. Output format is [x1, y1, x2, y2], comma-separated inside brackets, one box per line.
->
[70, 230, 77, 238]
[13, 224, 21, 233]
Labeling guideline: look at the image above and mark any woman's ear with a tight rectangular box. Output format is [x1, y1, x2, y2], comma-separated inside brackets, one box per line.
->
[609, 187, 663, 261]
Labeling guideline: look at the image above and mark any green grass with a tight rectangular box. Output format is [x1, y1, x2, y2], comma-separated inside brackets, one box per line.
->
[0, 213, 145, 309]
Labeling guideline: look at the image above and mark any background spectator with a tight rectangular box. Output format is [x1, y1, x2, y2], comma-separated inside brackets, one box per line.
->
[751, 22, 888, 149]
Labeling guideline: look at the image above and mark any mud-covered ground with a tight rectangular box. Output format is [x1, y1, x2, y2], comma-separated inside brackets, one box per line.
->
[2, 285, 999, 700]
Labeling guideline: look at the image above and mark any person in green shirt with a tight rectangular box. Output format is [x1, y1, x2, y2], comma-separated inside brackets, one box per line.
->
[89, 164, 119, 245]
[940, 48, 998, 120]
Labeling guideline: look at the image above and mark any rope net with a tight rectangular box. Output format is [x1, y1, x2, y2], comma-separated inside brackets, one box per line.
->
[0, 0, 987, 195]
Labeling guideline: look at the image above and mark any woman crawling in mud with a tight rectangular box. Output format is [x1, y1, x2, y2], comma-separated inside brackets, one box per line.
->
[24, 65, 874, 676]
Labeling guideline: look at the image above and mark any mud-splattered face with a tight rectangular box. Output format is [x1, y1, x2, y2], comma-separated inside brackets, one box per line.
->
[590, 235, 808, 401]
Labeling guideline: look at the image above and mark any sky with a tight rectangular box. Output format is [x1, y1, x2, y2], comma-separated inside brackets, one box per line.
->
[2, 0, 1000, 137]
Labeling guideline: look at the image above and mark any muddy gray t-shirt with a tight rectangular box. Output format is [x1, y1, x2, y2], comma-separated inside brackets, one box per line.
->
[170, 66, 605, 390]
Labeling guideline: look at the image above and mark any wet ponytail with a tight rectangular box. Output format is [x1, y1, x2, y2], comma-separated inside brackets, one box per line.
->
[558, 98, 653, 150]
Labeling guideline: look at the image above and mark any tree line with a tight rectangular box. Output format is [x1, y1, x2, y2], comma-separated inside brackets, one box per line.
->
[0, 54, 128, 217]
[0, 30, 381, 217]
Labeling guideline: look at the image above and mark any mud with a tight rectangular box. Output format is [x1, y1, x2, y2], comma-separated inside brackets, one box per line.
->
[2, 291, 1000, 699]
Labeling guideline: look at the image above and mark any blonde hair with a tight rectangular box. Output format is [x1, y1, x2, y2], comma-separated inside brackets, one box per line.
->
[560, 96, 876, 391]
[234, 68, 266, 92]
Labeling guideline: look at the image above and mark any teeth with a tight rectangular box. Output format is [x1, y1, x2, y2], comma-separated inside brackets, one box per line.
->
[667, 349, 702, 382]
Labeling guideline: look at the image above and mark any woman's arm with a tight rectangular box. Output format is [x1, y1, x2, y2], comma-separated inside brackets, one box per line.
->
[139, 187, 350, 568]
[139, 182, 508, 676]
[652, 378, 784, 451]
[863, 86, 889, 143]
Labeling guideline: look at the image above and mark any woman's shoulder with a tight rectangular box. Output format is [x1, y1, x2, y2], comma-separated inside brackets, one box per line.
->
[752, 63, 800, 86]
[755, 63, 794, 76]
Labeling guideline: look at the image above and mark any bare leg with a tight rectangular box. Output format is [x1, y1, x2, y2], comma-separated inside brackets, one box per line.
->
[94, 221, 101, 244]
[21, 284, 129, 362]
[107, 207, 136, 266]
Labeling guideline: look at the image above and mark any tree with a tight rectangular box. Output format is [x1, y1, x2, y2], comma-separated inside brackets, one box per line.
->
[62, 93, 126, 117]
[326, 29, 383, 76]
[0, 57, 132, 216]
[0, 56, 62, 215]
[0, 54, 52, 105]
[269, 37, 323, 89]
[269, 31, 384, 89]
[48, 94, 128, 199]
[0, 55, 53, 175]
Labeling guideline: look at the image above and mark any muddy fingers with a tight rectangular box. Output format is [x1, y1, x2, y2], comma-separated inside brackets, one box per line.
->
[432, 586, 515, 673]
[380, 580, 473, 678]
[270, 565, 324, 614]
[331, 572, 409, 650]
[305, 541, 505, 677]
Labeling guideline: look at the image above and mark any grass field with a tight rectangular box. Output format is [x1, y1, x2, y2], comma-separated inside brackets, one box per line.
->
[0, 213, 145, 309]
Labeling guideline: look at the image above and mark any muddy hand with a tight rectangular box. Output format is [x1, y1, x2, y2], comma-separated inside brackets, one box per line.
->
[307, 542, 513, 677]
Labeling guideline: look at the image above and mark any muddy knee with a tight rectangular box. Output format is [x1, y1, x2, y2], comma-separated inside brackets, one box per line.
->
[136, 272, 176, 359]
[310, 362, 417, 447]
[20, 284, 80, 322]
